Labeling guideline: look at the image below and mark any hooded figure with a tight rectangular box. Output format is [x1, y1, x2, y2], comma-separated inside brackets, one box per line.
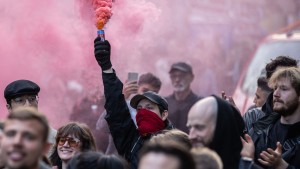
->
[188, 95, 245, 169]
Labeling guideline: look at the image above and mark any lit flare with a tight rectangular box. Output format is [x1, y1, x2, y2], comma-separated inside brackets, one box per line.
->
[92, 0, 113, 30]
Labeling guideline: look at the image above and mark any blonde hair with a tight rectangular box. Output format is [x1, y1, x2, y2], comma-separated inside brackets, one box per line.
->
[268, 67, 300, 95]
[150, 129, 192, 150]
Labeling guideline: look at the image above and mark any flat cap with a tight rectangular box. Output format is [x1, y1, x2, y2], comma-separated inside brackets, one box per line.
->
[169, 62, 193, 74]
[4, 80, 40, 101]
[130, 91, 168, 111]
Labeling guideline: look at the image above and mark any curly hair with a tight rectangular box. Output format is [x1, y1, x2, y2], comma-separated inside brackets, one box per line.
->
[265, 56, 298, 79]
[268, 67, 300, 96]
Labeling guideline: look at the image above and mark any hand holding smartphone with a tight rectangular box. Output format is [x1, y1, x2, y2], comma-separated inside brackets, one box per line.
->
[123, 72, 139, 99]
[127, 72, 139, 82]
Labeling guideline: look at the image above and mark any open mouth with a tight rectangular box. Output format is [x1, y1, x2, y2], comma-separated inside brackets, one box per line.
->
[9, 151, 25, 161]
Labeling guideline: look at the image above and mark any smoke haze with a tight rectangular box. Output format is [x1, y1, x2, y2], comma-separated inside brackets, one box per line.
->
[0, 0, 299, 128]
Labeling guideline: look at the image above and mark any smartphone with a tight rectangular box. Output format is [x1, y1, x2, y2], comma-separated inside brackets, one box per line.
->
[127, 72, 139, 82]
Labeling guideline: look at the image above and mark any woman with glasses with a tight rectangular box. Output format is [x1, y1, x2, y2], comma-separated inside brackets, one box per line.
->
[49, 122, 97, 169]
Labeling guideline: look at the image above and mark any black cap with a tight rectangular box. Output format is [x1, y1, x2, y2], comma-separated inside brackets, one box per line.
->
[130, 91, 168, 111]
[4, 80, 40, 102]
[169, 62, 193, 74]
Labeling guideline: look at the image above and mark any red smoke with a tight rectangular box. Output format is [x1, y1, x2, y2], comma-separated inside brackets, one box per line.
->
[0, 0, 295, 129]
[92, 0, 113, 29]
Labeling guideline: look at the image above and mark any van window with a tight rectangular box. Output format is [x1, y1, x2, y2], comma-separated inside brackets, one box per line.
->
[241, 41, 300, 96]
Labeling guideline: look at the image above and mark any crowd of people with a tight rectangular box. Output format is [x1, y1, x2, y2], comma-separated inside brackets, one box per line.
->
[0, 36, 299, 169]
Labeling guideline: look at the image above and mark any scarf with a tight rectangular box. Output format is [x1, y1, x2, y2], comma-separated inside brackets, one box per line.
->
[136, 108, 165, 136]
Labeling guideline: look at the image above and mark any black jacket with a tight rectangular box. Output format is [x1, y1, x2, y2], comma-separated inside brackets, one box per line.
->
[102, 71, 173, 169]
[243, 108, 266, 133]
[249, 117, 300, 169]
[243, 93, 280, 133]
[246, 93, 300, 168]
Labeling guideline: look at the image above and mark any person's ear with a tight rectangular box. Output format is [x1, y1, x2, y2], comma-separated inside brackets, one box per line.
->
[161, 110, 168, 121]
[6, 104, 12, 113]
[190, 74, 194, 82]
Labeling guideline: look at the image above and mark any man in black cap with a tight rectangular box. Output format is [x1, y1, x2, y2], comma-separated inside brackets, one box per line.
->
[165, 62, 202, 133]
[4, 80, 40, 113]
[3, 79, 57, 156]
[93, 37, 173, 169]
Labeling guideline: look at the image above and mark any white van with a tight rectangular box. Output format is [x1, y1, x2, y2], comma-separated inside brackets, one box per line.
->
[233, 28, 300, 114]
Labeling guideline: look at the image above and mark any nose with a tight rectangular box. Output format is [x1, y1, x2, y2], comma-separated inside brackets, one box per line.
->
[62, 140, 70, 147]
[188, 127, 197, 140]
[253, 97, 257, 104]
[174, 76, 181, 82]
[273, 88, 280, 98]
[12, 133, 22, 145]
[23, 99, 31, 106]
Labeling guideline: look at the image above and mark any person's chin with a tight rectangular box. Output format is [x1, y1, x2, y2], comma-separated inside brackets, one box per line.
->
[59, 150, 75, 160]
[273, 105, 283, 111]
[7, 161, 25, 169]
[60, 155, 73, 161]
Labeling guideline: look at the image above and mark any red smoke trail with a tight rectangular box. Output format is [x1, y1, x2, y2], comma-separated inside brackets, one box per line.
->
[92, 0, 113, 30]
[0, 0, 290, 128]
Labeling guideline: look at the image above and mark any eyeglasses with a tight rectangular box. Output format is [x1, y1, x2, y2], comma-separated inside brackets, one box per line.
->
[12, 95, 39, 105]
[58, 137, 80, 147]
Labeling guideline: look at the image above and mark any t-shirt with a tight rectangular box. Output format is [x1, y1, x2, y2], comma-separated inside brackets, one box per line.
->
[268, 120, 300, 167]
[269, 120, 290, 150]
[165, 91, 201, 133]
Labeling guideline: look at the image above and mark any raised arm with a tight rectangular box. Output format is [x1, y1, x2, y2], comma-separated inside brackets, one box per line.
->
[93, 37, 137, 157]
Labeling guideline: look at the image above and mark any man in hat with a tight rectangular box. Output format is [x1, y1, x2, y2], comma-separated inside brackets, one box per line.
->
[3, 80, 57, 155]
[93, 37, 173, 169]
[166, 62, 201, 133]
[4, 80, 40, 113]
[94, 72, 163, 154]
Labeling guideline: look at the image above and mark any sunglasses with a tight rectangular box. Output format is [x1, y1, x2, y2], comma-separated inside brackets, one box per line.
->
[58, 137, 80, 147]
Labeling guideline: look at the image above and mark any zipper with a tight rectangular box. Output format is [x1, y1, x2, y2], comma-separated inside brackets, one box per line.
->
[131, 136, 141, 153]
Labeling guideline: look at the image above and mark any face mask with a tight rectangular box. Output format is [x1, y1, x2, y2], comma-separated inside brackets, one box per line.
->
[136, 108, 166, 137]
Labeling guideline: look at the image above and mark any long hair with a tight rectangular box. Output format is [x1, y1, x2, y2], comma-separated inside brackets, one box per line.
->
[49, 122, 97, 169]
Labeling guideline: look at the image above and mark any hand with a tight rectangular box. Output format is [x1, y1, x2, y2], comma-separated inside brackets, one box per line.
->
[221, 91, 240, 113]
[123, 80, 138, 99]
[258, 142, 288, 169]
[221, 91, 236, 106]
[240, 134, 255, 159]
[94, 37, 112, 70]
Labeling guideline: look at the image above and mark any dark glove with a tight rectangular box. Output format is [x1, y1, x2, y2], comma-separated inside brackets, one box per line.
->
[94, 37, 112, 70]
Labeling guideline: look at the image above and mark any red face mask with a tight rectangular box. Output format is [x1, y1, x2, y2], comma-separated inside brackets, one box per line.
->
[136, 108, 166, 137]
